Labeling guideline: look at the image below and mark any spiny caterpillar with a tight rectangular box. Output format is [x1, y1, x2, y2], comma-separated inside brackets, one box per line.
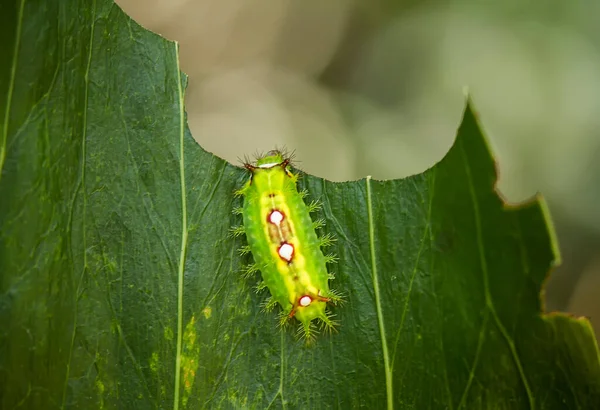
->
[233, 150, 342, 342]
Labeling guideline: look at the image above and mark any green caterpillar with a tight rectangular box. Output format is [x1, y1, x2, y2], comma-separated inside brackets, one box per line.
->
[233, 150, 342, 341]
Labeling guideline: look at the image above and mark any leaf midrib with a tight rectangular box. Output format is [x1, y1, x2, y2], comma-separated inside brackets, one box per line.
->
[173, 42, 188, 410]
[366, 176, 393, 410]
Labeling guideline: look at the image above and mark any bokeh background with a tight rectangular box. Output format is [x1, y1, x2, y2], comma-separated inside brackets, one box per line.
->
[115, 0, 600, 338]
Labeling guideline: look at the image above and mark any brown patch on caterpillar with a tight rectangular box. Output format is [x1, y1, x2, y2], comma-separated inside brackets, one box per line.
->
[279, 217, 293, 239]
[267, 222, 280, 243]
[267, 209, 294, 243]
[266, 209, 283, 243]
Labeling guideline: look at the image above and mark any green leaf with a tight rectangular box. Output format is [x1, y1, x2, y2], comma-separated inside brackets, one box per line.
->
[2, 0, 600, 409]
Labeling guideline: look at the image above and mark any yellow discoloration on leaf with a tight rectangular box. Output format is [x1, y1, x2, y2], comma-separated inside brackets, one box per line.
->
[96, 379, 105, 410]
[96, 379, 105, 394]
[202, 306, 212, 319]
[149, 351, 160, 373]
[164, 326, 174, 341]
[181, 315, 200, 407]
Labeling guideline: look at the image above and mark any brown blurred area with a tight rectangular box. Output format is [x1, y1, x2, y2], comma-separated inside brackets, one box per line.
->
[116, 0, 600, 338]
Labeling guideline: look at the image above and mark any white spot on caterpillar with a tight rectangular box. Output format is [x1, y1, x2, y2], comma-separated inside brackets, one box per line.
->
[269, 210, 284, 226]
[299, 296, 312, 307]
[258, 162, 279, 169]
[278, 243, 294, 262]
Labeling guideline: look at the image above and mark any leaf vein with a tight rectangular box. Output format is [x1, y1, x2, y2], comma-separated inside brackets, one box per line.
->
[0, 0, 25, 182]
[62, 3, 97, 407]
[458, 138, 534, 409]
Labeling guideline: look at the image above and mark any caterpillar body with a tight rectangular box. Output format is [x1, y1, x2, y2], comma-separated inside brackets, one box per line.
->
[235, 150, 341, 341]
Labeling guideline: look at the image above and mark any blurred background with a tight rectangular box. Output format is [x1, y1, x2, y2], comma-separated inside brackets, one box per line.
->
[116, 0, 600, 337]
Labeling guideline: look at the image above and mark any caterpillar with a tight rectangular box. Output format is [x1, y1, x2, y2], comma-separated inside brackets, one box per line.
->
[233, 150, 342, 342]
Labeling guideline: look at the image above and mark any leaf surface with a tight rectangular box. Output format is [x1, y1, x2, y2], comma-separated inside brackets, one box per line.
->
[1, 1, 600, 409]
